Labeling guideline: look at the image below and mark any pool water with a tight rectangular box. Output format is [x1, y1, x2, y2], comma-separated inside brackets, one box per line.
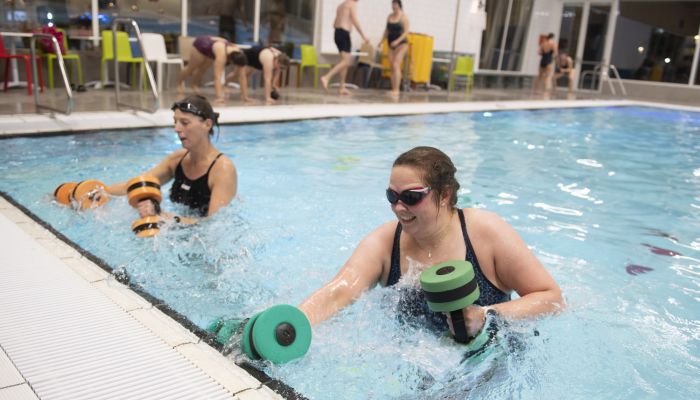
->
[1, 106, 698, 399]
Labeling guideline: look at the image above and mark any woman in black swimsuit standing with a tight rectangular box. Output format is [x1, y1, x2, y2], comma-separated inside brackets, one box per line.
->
[107, 95, 237, 223]
[379, 0, 410, 98]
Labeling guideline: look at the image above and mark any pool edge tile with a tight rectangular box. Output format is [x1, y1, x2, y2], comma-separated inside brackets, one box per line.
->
[176, 342, 271, 396]
[129, 308, 200, 348]
[235, 385, 284, 400]
[0, 383, 39, 400]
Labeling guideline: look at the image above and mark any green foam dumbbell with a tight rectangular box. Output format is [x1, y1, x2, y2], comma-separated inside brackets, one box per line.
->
[420, 260, 480, 343]
[208, 304, 311, 364]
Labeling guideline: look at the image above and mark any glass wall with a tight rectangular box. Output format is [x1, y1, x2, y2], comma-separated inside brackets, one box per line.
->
[479, 0, 534, 71]
[611, 1, 699, 84]
[99, 1, 182, 53]
[260, 0, 315, 54]
[189, 0, 255, 44]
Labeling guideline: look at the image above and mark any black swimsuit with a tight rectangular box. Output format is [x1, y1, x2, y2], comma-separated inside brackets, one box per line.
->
[387, 20, 407, 48]
[387, 209, 510, 331]
[169, 152, 223, 216]
[243, 46, 266, 70]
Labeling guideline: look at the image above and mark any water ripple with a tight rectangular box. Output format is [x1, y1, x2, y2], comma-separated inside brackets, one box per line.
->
[533, 202, 583, 216]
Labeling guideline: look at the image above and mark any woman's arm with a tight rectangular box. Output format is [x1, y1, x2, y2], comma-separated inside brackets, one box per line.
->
[237, 67, 251, 103]
[212, 44, 229, 103]
[261, 50, 275, 103]
[206, 156, 237, 216]
[299, 223, 393, 326]
[106, 151, 180, 196]
[452, 210, 564, 336]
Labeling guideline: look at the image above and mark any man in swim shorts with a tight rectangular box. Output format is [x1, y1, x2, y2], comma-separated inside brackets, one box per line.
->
[320, 0, 369, 96]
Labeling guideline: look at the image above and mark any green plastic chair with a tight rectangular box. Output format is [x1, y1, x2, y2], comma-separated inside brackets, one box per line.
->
[298, 44, 330, 89]
[449, 55, 474, 93]
[45, 28, 84, 89]
[101, 30, 145, 89]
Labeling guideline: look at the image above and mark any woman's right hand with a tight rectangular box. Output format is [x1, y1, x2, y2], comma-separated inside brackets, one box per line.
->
[136, 199, 158, 218]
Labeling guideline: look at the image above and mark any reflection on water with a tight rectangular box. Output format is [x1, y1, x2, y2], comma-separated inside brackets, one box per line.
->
[0, 107, 699, 399]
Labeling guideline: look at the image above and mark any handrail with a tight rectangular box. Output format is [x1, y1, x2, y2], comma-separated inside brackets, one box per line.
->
[579, 63, 626, 96]
[111, 18, 159, 113]
[29, 33, 73, 115]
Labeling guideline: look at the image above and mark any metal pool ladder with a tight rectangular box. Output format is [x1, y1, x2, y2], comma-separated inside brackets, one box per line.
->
[29, 33, 74, 115]
[580, 63, 627, 96]
[111, 18, 159, 113]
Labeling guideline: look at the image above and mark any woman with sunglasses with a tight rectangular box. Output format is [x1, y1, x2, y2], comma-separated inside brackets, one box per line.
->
[299, 146, 563, 340]
[106, 95, 237, 224]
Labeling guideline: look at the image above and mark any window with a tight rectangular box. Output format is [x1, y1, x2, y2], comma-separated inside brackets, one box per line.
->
[479, 0, 534, 71]
[611, 1, 699, 84]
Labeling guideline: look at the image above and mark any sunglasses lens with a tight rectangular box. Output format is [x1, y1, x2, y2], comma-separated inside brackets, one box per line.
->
[400, 191, 423, 206]
[386, 189, 399, 204]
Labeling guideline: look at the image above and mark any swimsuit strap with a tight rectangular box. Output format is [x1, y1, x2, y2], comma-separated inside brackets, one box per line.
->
[206, 153, 224, 174]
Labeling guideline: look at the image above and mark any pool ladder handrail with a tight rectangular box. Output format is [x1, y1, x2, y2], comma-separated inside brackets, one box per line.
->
[580, 63, 627, 96]
[29, 33, 74, 115]
[111, 18, 159, 113]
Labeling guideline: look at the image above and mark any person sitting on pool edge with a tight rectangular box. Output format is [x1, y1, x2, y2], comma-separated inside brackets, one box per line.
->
[106, 95, 237, 224]
[225, 45, 290, 105]
[298, 146, 564, 340]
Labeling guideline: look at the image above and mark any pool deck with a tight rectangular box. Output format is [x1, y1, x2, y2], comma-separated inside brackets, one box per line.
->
[1, 85, 700, 399]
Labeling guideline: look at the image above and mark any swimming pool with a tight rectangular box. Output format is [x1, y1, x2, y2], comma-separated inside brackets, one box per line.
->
[1, 106, 698, 399]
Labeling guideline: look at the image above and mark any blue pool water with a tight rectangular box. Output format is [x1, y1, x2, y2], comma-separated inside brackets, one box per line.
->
[1, 106, 699, 399]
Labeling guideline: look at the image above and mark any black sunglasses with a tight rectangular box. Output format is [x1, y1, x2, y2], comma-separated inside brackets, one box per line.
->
[386, 186, 431, 206]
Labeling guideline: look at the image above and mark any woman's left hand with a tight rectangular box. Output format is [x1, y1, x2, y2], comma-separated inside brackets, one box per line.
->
[446, 306, 487, 339]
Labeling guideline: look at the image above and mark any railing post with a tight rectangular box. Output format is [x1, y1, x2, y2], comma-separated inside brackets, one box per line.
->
[111, 18, 159, 113]
[30, 33, 74, 115]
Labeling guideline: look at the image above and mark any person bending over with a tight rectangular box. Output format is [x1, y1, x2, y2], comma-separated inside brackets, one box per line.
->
[379, 0, 410, 98]
[553, 52, 575, 94]
[176, 36, 248, 105]
[225, 46, 290, 104]
[299, 146, 564, 341]
[320, 0, 369, 95]
[107, 95, 237, 223]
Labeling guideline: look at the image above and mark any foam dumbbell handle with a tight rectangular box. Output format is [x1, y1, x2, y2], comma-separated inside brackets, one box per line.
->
[450, 310, 469, 343]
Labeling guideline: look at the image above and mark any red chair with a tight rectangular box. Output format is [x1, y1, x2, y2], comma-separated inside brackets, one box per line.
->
[1, 34, 44, 95]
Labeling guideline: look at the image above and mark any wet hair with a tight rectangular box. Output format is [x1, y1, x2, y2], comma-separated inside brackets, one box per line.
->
[547, 32, 555, 39]
[229, 50, 248, 66]
[393, 0, 403, 9]
[393, 146, 460, 208]
[171, 95, 220, 136]
[276, 52, 290, 70]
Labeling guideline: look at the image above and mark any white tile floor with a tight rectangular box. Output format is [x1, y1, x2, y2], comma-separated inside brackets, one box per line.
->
[0, 196, 280, 400]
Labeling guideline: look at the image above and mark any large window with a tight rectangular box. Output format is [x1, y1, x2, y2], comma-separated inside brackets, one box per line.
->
[189, 0, 255, 44]
[479, 0, 534, 71]
[611, 1, 699, 84]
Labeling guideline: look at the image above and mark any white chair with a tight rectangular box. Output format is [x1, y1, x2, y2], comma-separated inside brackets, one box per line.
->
[141, 33, 184, 93]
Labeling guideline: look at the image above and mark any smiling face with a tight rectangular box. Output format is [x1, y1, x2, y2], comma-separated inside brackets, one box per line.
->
[388, 165, 440, 233]
[173, 109, 212, 150]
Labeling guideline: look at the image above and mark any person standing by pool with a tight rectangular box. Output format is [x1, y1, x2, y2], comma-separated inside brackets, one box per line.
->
[176, 36, 249, 105]
[379, 0, 410, 99]
[320, 0, 369, 96]
[533, 33, 557, 95]
[225, 46, 290, 104]
[299, 146, 563, 339]
[106, 95, 237, 223]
